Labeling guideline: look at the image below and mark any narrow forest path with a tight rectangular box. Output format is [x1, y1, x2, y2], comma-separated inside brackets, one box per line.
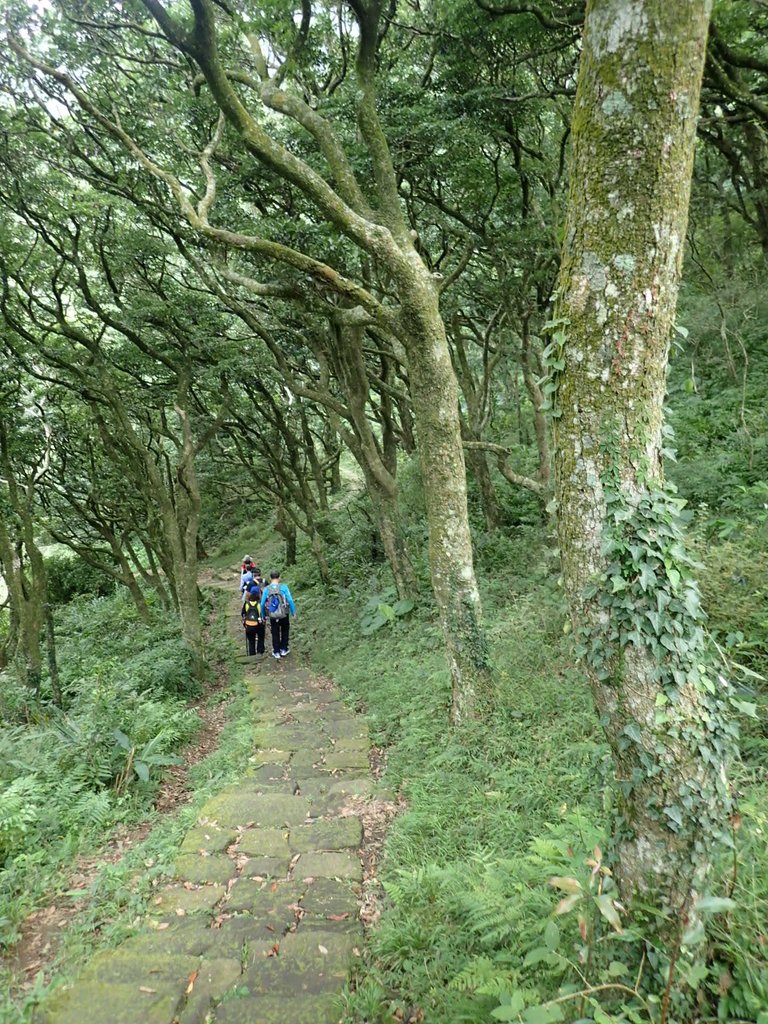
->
[38, 573, 376, 1024]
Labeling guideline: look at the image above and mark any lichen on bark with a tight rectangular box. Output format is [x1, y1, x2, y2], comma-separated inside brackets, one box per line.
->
[553, 0, 734, 926]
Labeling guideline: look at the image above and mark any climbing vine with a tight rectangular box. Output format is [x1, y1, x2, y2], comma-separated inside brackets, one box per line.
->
[574, 468, 738, 892]
[538, 316, 569, 421]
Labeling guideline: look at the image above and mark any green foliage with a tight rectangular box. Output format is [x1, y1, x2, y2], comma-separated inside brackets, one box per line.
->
[0, 590, 202, 950]
[43, 552, 115, 604]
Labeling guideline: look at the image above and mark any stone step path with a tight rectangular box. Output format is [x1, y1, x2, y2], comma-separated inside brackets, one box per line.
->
[39, 606, 373, 1024]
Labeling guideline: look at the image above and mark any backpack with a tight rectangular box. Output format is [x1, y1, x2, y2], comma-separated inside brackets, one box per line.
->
[265, 582, 289, 620]
[243, 599, 260, 626]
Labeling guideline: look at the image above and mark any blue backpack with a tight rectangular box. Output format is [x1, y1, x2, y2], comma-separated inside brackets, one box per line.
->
[266, 583, 289, 620]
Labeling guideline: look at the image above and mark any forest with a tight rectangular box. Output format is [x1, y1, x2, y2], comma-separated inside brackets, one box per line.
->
[0, 0, 767, 1022]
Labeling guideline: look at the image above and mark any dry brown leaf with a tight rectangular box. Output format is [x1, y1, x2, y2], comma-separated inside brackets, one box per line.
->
[318, 944, 328, 955]
[185, 970, 199, 995]
[327, 912, 350, 921]
[175, 908, 186, 917]
[139, 986, 157, 994]
[266, 942, 280, 958]
[157, 922, 170, 931]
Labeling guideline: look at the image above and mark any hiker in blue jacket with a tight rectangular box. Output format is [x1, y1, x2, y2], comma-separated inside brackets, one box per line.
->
[260, 570, 296, 659]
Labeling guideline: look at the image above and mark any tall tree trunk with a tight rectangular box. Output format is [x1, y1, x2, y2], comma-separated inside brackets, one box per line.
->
[465, 444, 501, 534]
[368, 480, 415, 600]
[44, 602, 62, 709]
[400, 265, 493, 722]
[276, 504, 297, 567]
[553, 0, 732, 924]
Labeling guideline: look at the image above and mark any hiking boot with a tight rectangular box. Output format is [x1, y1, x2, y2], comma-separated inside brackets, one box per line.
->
[280, 648, 289, 656]
[272, 652, 281, 660]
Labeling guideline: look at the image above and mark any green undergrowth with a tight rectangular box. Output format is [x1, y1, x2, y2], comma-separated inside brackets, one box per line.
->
[0, 586, 255, 1024]
[295, 527, 609, 1022]
[288, 497, 768, 1021]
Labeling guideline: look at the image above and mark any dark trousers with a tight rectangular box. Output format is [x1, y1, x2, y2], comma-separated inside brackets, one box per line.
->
[244, 622, 266, 655]
[269, 616, 290, 653]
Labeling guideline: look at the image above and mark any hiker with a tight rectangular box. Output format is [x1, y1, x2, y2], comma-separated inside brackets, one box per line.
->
[260, 570, 296, 659]
[241, 584, 265, 656]
[239, 556, 254, 593]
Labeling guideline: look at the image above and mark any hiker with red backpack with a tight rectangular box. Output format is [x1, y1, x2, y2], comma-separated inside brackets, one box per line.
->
[260, 570, 296, 660]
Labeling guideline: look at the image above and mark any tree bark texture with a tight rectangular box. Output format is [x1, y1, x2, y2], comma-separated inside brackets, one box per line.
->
[398, 260, 493, 722]
[553, 0, 733, 917]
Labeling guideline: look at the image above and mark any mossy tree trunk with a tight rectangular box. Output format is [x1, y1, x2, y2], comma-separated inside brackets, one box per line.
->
[553, 0, 733, 921]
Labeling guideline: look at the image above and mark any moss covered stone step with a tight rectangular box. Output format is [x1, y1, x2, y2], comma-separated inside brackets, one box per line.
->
[173, 854, 237, 886]
[148, 884, 224, 919]
[300, 878, 361, 919]
[177, 958, 243, 1024]
[38, 982, 180, 1024]
[235, 827, 289, 858]
[179, 826, 237, 856]
[199, 791, 311, 827]
[120, 919, 216, 958]
[295, 851, 363, 882]
[225, 878, 306, 931]
[213, 994, 340, 1024]
[289, 818, 363, 853]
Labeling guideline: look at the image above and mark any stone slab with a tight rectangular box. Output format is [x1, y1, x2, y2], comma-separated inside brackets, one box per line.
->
[289, 748, 330, 769]
[226, 879, 305, 920]
[178, 958, 243, 1024]
[295, 852, 362, 881]
[329, 777, 374, 798]
[236, 828, 289, 858]
[322, 720, 368, 740]
[240, 856, 289, 879]
[211, 917, 275, 961]
[201, 793, 310, 828]
[39, 983, 179, 1024]
[180, 827, 237, 856]
[174, 854, 237, 886]
[289, 818, 362, 853]
[78, 950, 199, 986]
[322, 752, 369, 771]
[241, 954, 346, 996]
[301, 878, 361, 918]
[150, 885, 224, 916]
[250, 749, 292, 765]
[213, 994, 340, 1023]
[121, 919, 215, 958]
[244, 764, 291, 785]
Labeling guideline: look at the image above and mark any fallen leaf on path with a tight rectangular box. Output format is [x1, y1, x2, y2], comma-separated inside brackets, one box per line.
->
[266, 942, 280, 958]
[157, 922, 170, 930]
[139, 986, 157, 994]
[318, 944, 328, 955]
[175, 908, 186, 917]
[328, 913, 350, 921]
[185, 970, 199, 995]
